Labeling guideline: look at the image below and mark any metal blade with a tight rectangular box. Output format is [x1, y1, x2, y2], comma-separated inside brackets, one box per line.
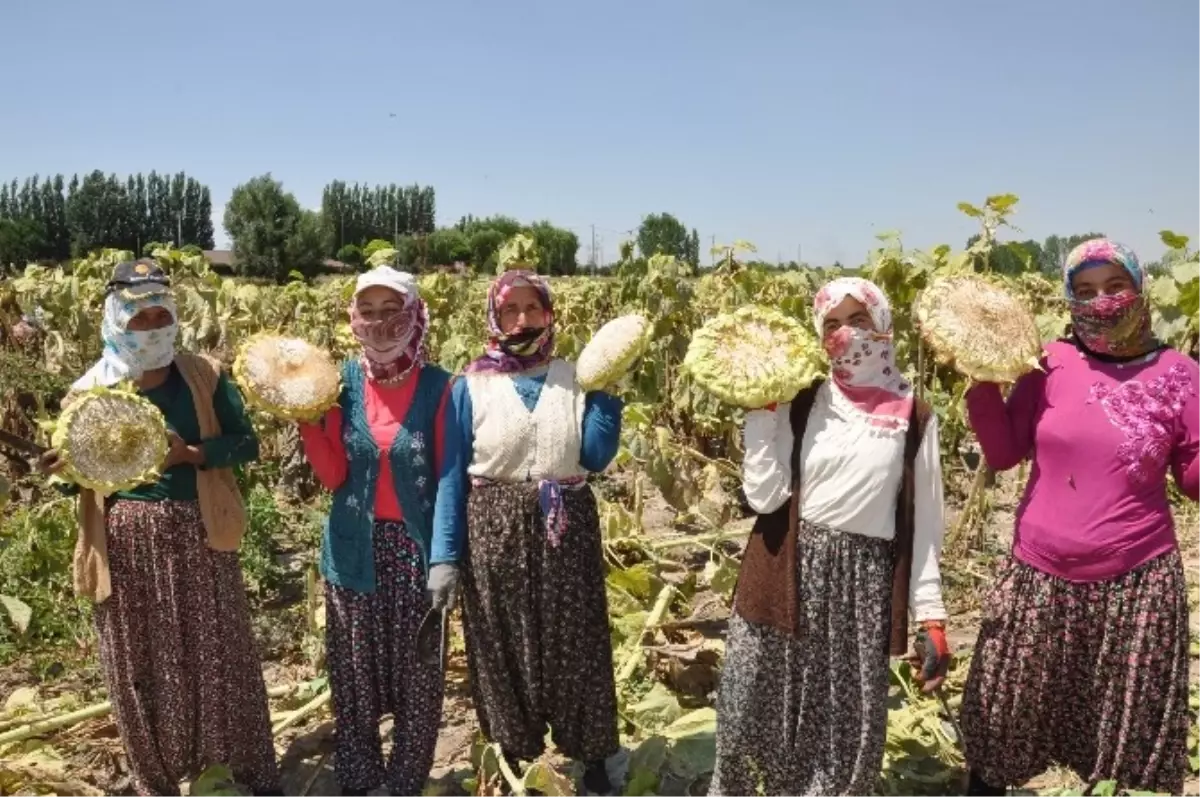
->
[417, 605, 450, 669]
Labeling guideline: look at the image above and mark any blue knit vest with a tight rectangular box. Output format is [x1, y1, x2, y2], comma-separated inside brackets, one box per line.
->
[319, 360, 451, 593]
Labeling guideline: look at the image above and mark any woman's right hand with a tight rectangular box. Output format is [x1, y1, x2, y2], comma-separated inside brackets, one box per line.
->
[36, 449, 67, 475]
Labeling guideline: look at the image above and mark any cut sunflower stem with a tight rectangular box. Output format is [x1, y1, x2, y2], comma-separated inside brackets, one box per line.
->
[616, 585, 676, 682]
[0, 682, 300, 744]
[271, 688, 332, 736]
[647, 529, 746, 550]
[0, 701, 113, 744]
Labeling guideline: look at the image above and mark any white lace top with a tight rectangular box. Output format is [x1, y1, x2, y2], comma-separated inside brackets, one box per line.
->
[741, 382, 947, 620]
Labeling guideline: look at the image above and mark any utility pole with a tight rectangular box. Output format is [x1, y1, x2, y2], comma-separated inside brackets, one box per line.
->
[710, 234, 716, 268]
[590, 224, 597, 275]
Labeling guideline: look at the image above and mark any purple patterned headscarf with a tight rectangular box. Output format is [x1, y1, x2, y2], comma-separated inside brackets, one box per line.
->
[464, 270, 556, 374]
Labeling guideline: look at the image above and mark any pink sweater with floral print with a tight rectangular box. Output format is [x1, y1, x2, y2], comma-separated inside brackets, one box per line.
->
[966, 341, 1199, 582]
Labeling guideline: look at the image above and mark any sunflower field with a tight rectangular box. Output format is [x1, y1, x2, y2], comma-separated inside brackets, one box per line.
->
[0, 195, 1196, 796]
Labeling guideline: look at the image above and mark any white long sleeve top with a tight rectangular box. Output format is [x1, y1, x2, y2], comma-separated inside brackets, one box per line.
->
[741, 382, 947, 621]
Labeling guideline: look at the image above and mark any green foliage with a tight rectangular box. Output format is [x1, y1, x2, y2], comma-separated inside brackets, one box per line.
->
[527, 221, 580, 276]
[223, 175, 329, 282]
[1040, 231, 1106, 275]
[468, 228, 505, 270]
[426, 228, 472, 266]
[1148, 230, 1199, 355]
[239, 484, 289, 598]
[0, 171, 214, 260]
[0, 500, 91, 659]
[335, 243, 363, 267]
[362, 238, 395, 260]
[637, 213, 693, 268]
[0, 217, 47, 272]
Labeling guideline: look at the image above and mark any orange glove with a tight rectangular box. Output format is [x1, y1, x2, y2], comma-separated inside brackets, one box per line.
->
[909, 620, 950, 693]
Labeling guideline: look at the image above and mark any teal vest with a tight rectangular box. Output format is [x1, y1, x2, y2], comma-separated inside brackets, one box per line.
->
[319, 361, 451, 593]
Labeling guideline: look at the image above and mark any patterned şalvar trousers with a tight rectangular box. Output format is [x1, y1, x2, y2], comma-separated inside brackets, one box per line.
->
[710, 521, 893, 796]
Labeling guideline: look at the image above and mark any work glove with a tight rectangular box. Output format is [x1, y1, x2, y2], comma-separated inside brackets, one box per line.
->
[909, 619, 950, 693]
[427, 563, 460, 613]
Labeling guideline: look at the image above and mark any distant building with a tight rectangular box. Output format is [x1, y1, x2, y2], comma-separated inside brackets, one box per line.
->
[202, 250, 353, 276]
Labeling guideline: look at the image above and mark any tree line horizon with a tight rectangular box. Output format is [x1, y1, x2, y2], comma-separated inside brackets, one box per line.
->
[0, 170, 1120, 282]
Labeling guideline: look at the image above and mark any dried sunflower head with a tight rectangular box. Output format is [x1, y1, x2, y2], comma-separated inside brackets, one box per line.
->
[915, 275, 1043, 383]
[52, 387, 168, 496]
[233, 334, 341, 422]
[576, 314, 652, 391]
[684, 305, 823, 409]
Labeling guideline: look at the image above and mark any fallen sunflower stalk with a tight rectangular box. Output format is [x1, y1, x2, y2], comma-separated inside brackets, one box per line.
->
[0, 682, 319, 746]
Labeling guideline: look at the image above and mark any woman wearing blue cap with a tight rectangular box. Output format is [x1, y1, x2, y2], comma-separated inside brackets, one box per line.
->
[38, 259, 279, 796]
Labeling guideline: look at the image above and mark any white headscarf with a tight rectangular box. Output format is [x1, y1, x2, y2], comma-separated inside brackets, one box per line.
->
[73, 291, 179, 391]
[811, 277, 913, 429]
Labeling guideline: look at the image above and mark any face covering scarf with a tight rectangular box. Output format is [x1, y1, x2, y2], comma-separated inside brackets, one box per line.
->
[73, 291, 179, 391]
[1068, 290, 1155, 358]
[1063, 238, 1157, 359]
[812, 277, 913, 429]
[348, 290, 429, 383]
[464, 270, 556, 375]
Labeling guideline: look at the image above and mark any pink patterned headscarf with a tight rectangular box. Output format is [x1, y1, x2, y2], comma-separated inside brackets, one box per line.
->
[812, 277, 914, 429]
[464, 270, 556, 375]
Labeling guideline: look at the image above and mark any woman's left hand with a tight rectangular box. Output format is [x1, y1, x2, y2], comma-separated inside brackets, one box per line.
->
[909, 620, 950, 693]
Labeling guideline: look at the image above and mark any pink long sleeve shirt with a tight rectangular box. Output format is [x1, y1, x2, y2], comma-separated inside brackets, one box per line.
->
[966, 341, 1199, 582]
[299, 374, 450, 522]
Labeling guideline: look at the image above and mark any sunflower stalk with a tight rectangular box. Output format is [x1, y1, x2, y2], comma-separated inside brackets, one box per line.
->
[0, 683, 301, 745]
[271, 688, 332, 736]
[616, 585, 676, 682]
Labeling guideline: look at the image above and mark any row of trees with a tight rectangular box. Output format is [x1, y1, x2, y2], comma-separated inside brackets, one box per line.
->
[321, 181, 436, 258]
[968, 231, 1107, 275]
[0, 167, 708, 281]
[0, 172, 215, 267]
[223, 176, 589, 280]
[341, 218, 581, 275]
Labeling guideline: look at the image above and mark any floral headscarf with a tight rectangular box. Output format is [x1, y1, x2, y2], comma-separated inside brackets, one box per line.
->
[348, 267, 429, 383]
[1063, 238, 1156, 358]
[1063, 238, 1144, 299]
[73, 290, 178, 391]
[812, 277, 913, 429]
[464, 270, 556, 375]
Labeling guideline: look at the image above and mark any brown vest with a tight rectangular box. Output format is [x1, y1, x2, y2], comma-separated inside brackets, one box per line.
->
[71, 353, 248, 603]
[732, 379, 931, 656]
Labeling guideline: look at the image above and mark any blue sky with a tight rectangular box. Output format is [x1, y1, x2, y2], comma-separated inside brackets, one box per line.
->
[2, 0, 1196, 266]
